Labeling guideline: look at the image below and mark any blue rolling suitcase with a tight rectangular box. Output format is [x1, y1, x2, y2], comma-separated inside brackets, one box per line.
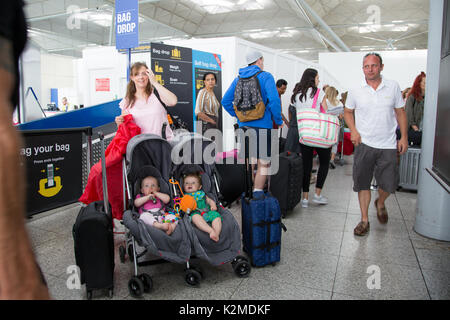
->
[241, 191, 285, 267]
[241, 136, 286, 267]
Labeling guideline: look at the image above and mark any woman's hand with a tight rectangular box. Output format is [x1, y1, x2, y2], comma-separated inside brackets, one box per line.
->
[115, 115, 124, 127]
[146, 69, 157, 86]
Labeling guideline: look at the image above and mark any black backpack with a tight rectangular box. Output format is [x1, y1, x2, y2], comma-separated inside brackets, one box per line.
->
[233, 71, 266, 122]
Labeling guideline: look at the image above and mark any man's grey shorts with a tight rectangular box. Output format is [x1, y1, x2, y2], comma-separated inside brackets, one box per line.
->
[353, 143, 398, 193]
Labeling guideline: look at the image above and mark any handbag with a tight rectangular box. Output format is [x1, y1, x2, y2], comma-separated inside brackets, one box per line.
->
[296, 89, 339, 148]
[153, 87, 188, 130]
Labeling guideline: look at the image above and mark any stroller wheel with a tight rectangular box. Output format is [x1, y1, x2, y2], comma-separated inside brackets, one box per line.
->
[138, 273, 153, 293]
[128, 276, 144, 298]
[185, 269, 201, 287]
[190, 265, 204, 280]
[231, 255, 246, 266]
[233, 257, 251, 278]
[119, 246, 126, 263]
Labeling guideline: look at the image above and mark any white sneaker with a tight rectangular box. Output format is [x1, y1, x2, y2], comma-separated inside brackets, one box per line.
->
[301, 199, 309, 208]
[312, 194, 328, 205]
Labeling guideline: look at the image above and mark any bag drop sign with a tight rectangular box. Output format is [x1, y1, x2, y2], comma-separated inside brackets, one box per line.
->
[115, 0, 139, 50]
[116, 12, 136, 34]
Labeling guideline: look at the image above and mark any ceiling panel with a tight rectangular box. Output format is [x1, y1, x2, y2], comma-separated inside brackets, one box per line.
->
[23, 0, 429, 62]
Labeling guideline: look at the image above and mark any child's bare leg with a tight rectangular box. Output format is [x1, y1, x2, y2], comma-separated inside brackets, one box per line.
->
[192, 214, 213, 233]
[166, 222, 177, 235]
[192, 214, 218, 241]
[211, 218, 222, 242]
[153, 222, 169, 232]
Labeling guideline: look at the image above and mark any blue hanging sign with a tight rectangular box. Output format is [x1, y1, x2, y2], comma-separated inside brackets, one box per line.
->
[115, 0, 139, 50]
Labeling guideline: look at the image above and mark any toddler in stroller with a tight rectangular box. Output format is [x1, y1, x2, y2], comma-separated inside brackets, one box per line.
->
[183, 172, 222, 242]
[134, 175, 177, 235]
[121, 133, 194, 297]
[170, 132, 251, 278]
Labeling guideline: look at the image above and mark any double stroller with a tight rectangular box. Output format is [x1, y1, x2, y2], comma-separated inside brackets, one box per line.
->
[120, 133, 251, 298]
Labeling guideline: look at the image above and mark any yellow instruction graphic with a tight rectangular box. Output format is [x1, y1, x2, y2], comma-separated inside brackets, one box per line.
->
[155, 61, 163, 73]
[155, 74, 165, 85]
[38, 164, 62, 198]
[196, 79, 204, 90]
[171, 48, 181, 59]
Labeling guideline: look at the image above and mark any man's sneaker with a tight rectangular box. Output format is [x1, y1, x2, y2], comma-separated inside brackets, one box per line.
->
[312, 194, 328, 205]
[301, 199, 309, 208]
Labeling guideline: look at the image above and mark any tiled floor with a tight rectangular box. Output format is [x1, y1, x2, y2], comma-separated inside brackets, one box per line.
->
[26, 157, 450, 300]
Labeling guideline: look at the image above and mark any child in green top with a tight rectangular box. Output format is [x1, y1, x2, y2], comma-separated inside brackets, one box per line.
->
[183, 172, 222, 242]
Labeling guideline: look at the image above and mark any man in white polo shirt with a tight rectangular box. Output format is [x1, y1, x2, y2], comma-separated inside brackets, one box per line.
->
[344, 53, 408, 236]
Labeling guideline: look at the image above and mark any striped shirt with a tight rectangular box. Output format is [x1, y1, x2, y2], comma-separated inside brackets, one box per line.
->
[195, 88, 220, 117]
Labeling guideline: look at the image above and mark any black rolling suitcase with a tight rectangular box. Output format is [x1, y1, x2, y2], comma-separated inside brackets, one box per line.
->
[215, 154, 246, 207]
[73, 132, 114, 299]
[270, 151, 303, 218]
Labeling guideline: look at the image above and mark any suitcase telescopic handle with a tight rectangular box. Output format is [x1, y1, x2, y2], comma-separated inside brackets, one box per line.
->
[98, 131, 110, 216]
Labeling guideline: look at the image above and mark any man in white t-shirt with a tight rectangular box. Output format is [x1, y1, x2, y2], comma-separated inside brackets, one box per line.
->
[344, 53, 408, 236]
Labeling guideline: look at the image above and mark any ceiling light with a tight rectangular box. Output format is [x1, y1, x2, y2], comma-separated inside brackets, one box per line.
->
[202, 6, 233, 14]
[192, 0, 267, 14]
[248, 31, 278, 39]
[358, 25, 381, 33]
[279, 30, 299, 38]
[71, 11, 144, 28]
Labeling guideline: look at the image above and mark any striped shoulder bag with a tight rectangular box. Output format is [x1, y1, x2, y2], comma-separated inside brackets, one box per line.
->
[296, 89, 339, 148]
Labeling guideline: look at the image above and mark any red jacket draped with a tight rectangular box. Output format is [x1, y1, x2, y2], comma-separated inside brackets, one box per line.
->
[79, 115, 141, 220]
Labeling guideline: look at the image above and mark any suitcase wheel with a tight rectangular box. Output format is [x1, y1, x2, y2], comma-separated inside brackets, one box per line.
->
[128, 276, 144, 298]
[184, 268, 202, 287]
[138, 273, 153, 293]
[87, 290, 92, 300]
[232, 256, 251, 278]
[108, 288, 114, 298]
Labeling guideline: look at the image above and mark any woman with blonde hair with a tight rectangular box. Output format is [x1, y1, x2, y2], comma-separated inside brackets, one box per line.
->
[322, 86, 344, 169]
[115, 62, 178, 140]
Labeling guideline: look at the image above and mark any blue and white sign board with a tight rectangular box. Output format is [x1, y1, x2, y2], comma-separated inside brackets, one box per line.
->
[115, 0, 139, 50]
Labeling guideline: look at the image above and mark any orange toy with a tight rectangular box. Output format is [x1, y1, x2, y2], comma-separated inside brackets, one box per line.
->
[180, 194, 197, 214]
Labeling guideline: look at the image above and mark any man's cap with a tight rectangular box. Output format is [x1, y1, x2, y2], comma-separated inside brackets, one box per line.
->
[246, 50, 263, 65]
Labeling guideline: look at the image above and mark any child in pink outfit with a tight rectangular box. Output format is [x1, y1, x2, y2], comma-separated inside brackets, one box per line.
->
[134, 176, 177, 235]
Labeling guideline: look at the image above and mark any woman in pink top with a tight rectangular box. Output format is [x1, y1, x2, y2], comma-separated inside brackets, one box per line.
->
[115, 62, 178, 140]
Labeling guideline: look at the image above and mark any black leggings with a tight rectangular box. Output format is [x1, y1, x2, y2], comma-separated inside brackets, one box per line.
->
[300, 143, 331, 193]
